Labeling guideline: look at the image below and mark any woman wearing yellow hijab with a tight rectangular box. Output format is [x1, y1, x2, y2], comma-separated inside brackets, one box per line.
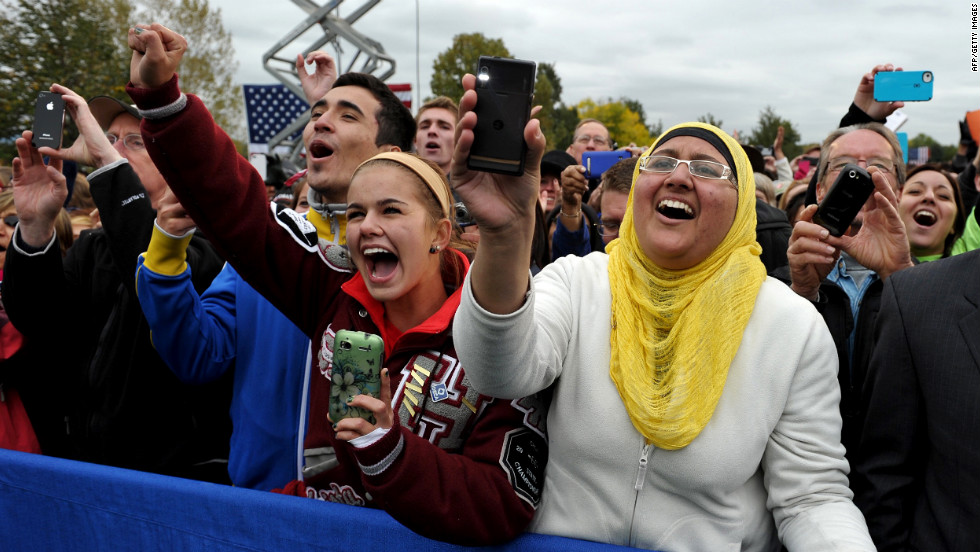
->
[451, 72, 873, 552]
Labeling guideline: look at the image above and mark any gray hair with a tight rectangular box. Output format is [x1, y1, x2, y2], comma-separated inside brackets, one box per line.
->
[817, 123, 906, 193]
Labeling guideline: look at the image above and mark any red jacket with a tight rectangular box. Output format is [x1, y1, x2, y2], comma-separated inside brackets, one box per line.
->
[128, 78, 547, 545]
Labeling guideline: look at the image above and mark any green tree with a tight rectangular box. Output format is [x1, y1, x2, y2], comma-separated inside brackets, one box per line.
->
[648, 118, 664, 141]
[135, 0, 242, 140]
[0, 0, 133, 161]
[534, 62, 577, 150]
[697, 113, 724, 128]
[747, 105, 802, 158]
[430, 33, 510, 103]
[621, 97, 660, 142]
[575, 98, 652, 148]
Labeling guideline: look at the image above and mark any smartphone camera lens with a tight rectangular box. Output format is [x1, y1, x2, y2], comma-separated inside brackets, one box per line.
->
[340, 341, 352, 350]
[848, 170, 857, 179]
[478, 66, 490, 83]
[922, 71, 933, 83]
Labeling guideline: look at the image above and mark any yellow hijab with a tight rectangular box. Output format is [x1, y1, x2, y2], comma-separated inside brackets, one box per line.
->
[605, 122, 766, 450]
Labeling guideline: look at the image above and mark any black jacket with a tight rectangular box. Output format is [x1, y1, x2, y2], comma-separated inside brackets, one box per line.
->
[755, 198, 791, 274]
[2, 161, 231, 481]
[854, 251, 980, 551]
[771, 266, 883, 461]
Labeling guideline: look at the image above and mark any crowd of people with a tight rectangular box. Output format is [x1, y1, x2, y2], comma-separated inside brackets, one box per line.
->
[1, 21, 978, 552]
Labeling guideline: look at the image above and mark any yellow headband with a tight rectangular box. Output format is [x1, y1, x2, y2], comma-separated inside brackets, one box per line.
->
[354, 152, 453, 219]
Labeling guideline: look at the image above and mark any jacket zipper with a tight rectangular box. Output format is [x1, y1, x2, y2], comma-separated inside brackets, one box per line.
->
[628, 443, 653, 544]
[634, 443, 652, 490]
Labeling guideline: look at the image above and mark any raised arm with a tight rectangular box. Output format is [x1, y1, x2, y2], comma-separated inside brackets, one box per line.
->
[126, 23, 346, 336]
[840, 64, 905, 127]
[42, 83, 155, 290]
[450, 73, 546, 314]
[135, 187, 237, 384]
[296, 50, 338, 105]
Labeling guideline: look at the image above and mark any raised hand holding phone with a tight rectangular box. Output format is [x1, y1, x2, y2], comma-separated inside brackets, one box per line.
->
[452, 72, 546, 315]
[854, 64, 905, 120]
[31, 92, 64, 150]
[10, 131, 68, 247]
[467, 56, 536, 176]
[825, 169, 912, 280]
[38, 84, 122, 169]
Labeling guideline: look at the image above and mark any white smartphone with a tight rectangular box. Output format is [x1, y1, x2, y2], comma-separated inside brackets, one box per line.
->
[885, 110, 908, 132]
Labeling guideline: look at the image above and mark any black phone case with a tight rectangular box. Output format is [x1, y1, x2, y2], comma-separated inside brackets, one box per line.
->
[31, 92, 65, 149]
[467, 56, 536, 176]
[813, 164, 874, 237]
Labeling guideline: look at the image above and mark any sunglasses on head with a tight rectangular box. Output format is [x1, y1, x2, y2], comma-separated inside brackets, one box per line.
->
[3, 215, 17, 229]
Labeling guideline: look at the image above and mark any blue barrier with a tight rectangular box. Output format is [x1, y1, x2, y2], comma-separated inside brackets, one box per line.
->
[0, 449, 640, 551]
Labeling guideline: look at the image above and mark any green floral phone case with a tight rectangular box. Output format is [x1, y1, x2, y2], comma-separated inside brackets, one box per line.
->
[329, 330, 384, 424]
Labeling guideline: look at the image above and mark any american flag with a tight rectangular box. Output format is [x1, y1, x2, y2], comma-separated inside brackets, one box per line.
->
[243, 82, 413, 155]
[243, 84, 309, 154]
[388, 83, 413, 109]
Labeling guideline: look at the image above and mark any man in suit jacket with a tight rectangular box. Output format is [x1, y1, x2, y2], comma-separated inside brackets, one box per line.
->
[853, 249, 980, 551]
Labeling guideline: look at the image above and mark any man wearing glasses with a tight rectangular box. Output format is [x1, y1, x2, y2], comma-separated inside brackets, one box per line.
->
[783, 123, 912, 462]
[565, 118, 612, 164]
[3, 87, 229, 480]
[565, 119, 613, 206]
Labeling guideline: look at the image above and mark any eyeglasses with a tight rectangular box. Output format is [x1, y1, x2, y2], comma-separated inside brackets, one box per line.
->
[3, 214, 18, 229]
[105, 133, 146, 151]
[574, 134, 609, 147]
[638, 155, 735, 183]
[826, 157, 893, 175]
[597, 219, 620, 237]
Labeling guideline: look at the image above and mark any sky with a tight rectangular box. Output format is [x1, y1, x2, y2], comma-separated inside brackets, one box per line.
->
[207, 0, 979, 148]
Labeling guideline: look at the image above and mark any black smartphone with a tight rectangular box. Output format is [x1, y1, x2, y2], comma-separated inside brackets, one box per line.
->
[812, 163, 875, 237]
[31, 92, 65, 149]
[583, 151, 630, 179]
[329, 330, 384, 424]
[467, 56, 536, 176]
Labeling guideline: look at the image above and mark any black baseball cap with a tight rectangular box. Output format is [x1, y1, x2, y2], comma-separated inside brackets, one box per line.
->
[540, 150, 576, 177]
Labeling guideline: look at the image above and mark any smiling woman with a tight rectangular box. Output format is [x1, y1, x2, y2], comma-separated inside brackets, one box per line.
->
[452, 100, 875, 549]
[898, 163, 966, 261]
[125, 20, 550, 543]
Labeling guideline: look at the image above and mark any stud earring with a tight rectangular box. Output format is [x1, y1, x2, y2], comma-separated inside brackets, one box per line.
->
[429, 245, 439, 254]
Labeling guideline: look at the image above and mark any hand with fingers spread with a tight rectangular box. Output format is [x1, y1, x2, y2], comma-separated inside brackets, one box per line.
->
[128, 23, 188, 90]
[787, 204, 839, 301]
[773, 126, 785, 160]
[9, 131, 69, 247]
[854, 64, 905, 121]
[332, 368, 394, 441]
[296, 51, 338, 105]
[38, 84, 122, 169]
[827, 169, 913, 280]
[155, 187, 196, 237]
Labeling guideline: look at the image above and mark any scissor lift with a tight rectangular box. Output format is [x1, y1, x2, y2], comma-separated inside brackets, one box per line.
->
[262, 0, 396, 161]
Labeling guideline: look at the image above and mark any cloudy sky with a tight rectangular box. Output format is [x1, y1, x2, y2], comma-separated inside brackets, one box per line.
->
[207, 0, 978, 147]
